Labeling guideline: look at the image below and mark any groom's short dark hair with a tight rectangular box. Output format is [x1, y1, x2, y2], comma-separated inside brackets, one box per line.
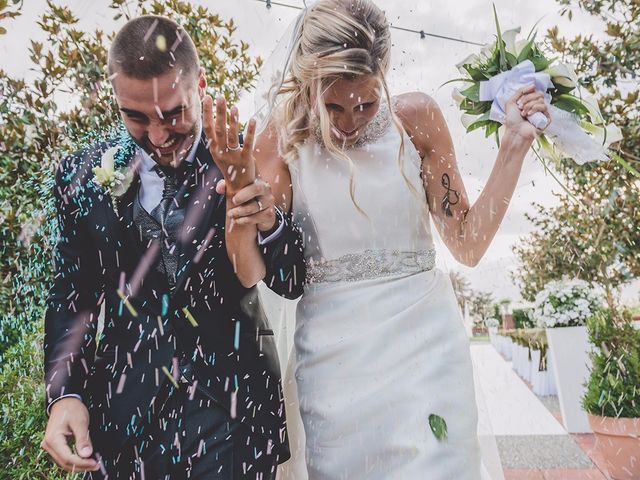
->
[108, 15, 199, 83]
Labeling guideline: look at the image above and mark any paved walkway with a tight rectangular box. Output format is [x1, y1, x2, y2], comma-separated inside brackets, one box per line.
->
[471, 343, 610, 480]
[472, 344, 565, 436]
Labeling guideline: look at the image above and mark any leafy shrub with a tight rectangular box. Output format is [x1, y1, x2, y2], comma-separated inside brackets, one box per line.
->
[583, 309, 640, 418]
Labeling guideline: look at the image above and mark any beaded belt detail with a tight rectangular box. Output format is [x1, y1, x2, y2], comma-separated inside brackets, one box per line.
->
[306, 249, 436, 284]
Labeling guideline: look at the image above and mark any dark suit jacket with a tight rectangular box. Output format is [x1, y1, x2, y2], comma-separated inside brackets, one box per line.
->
[43, 136, 305, 462]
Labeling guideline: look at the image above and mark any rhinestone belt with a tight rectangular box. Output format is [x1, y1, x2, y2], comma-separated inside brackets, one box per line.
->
[306, 249, 436, 284]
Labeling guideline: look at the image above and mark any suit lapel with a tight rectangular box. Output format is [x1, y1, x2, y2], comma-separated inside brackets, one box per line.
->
[112, 149, 146, 265]
[174, 136, 225, 294]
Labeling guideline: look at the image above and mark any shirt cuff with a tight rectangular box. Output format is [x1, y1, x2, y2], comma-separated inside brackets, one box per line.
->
[258, 206, 285, 245]
[47, 393, 83, 416]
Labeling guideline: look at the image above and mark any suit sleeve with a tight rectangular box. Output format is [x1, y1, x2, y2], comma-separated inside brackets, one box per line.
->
[44, 155, 102, 412]
[259, 211, 306, 300]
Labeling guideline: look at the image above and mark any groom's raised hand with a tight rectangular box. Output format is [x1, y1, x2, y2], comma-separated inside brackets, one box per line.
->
[41, 397, 99, 473]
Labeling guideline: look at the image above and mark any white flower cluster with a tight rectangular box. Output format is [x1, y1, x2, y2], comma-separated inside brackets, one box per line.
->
[532, 279, 603, 328]
[485, 318, 500, 329]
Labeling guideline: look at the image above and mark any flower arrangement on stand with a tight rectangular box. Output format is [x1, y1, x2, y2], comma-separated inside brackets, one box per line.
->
[533, 279, 603, 432]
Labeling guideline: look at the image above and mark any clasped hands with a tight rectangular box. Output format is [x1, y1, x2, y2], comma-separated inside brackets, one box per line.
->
[203, 95, 276, 232]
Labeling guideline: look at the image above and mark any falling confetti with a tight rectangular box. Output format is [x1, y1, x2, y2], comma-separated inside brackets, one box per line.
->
[156, 34, 167, 52]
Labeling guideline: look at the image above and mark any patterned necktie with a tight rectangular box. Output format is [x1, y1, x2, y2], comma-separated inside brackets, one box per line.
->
[151, 163, 189, 290]
[153, 165, 180, 225]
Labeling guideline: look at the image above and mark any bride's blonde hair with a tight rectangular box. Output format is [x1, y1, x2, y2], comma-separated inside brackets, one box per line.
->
[273, 0, 419, 215]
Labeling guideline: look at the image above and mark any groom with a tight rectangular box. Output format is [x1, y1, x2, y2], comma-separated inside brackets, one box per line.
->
[41, 15, 304, 479]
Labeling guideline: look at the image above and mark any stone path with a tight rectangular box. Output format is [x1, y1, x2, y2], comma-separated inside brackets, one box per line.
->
[471, 343, 611, 480]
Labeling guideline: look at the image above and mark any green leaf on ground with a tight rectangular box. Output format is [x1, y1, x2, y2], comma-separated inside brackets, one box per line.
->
[428, 414, 448, 442]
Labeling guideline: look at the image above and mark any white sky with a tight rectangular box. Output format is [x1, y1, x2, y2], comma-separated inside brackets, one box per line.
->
[2, 0, 637, 304]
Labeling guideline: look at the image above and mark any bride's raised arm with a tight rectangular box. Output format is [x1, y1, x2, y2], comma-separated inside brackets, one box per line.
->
[396, 86, 548, 267]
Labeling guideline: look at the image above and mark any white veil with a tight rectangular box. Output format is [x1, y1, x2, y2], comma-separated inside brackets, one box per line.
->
[253, 2, 310, 136]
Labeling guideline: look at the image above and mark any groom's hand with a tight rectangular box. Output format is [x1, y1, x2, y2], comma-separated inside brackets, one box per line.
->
[41, 397, 99, 472]
[217, 178, 278, 232]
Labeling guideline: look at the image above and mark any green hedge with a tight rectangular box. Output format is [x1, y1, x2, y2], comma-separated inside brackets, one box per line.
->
[583, 310, 640, 418]
[0, 329, 79, 479]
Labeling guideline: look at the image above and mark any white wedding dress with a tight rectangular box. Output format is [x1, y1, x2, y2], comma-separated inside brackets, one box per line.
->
[276, 102, 485, 479]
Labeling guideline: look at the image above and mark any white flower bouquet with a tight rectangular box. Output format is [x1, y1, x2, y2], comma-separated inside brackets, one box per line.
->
[449, 6, 629, 171]
[532, 278, 603, 328]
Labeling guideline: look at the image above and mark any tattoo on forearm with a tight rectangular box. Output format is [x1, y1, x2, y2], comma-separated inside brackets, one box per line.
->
[441, 173, 460, 217]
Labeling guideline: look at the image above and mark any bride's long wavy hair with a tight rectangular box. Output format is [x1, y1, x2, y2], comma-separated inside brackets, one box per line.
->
[273, 0, 420, 215]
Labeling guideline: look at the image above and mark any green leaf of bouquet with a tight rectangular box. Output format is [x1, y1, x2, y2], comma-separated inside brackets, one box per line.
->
[486, 64, 499, 75]
[493, 4, 507, 71]
[467, 119, 494, 133]
[462, 99, 491, 115]
[463, 64, 488, 81]
[610, 152, 640, 178]
[466, 113, 493, 133]
[531, 51, 550, 72]
[484, 121, 501, 138]
[439, 78, 475, 88]
[505, 51, 518, 68]
[429, 414, 448, 442]
[461, 83, 480, 102]
[516, 39, 534, 63]
[553, 94, 590, 117]
[549, 83, 576, 96]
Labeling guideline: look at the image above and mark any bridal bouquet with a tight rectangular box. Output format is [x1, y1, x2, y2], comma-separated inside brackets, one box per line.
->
[532, 279, 603, 328]
[450, 7, 624, 168]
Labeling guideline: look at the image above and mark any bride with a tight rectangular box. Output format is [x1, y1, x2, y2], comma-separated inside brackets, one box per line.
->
[229, 0, 550, 478]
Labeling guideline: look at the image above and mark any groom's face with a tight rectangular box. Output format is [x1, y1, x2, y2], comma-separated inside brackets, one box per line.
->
[113, 69, 205, 167]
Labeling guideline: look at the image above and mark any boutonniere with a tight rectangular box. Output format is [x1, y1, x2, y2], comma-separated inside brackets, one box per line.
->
[93, 146, 135, 197]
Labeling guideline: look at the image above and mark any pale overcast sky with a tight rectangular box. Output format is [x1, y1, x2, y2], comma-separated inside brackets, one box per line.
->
[2, 0, 637, 303]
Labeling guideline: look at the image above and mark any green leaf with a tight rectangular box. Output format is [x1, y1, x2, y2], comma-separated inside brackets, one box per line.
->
[531, 51, 550, 71]
[549, 83, 576, 97]
[516, 39, 534, 63]
[552, 94, 590, 117]
[463, 64, 488, 81]
[439, 78, 476, 89]
[466, 119, 495, 133]
[460, 83, 480, 102]
[461, 99, 492, 115]
[429, 414, 448, 442]
[466, 113, 494, 133]
[610, 152, 640, 178]
[492, 4, 507, 71]
[505, 52, 518, 68]
[484, 121, 500, 138]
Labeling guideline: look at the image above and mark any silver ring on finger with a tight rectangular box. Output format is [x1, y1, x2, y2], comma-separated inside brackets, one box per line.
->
[255, 198, 263, 212]
[226, 144, 241, 152]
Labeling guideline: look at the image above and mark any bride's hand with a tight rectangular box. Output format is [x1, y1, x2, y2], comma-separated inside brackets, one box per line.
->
[504, 85, 551, 144]
[203, 94, 257, 194]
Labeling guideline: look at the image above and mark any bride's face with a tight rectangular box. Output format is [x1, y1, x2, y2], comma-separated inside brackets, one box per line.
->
[321, 75, 381, 146]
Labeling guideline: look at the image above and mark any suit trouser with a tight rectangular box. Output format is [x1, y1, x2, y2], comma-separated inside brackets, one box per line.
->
[86, 381, 279, 480]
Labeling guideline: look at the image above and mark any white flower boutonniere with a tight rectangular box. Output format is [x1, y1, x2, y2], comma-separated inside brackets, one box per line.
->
[92, 146, 134, 198]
